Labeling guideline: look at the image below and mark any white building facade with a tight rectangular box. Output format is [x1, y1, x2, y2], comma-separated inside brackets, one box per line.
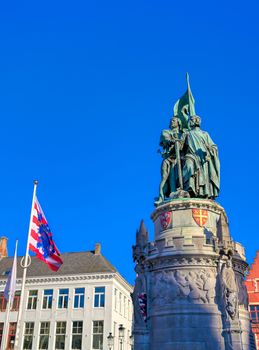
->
[0, 241, 133, 350]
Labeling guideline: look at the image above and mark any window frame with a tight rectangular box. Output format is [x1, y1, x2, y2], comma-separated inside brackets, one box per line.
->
[7, 322, 17, 350]
[92, 320, 104, 350]
[71, 321, 83, 349]
[0, 293, 7, 311]
[23, 322, 34, 350]
[0, 322, 4, 347]
[11, 291, 21, 311]
[73, 288, 85, 309]
[250, 305, 259, 323]
[58, 289, 69, 309]
[42, 289, 53, 310]
[27, 290, 38, 310]
[39, 321, 50, 350]
[94, 287, 105, 308]
[55, 321, 66, 350]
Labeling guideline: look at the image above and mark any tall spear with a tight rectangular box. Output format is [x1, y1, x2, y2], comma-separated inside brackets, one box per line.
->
[174, 135, 183, 190]
[186, 72, 196, 117]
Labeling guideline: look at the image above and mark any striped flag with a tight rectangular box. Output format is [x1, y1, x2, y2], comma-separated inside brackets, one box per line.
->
[138, 292, 147, 322]
[4, 241, 18, 306]
[28, 196, 63, 271]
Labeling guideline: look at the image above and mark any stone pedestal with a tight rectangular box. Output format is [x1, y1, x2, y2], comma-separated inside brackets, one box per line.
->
[132, 199, 254, 350]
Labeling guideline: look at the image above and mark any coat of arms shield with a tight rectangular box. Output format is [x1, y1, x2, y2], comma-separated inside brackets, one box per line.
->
[192, 208, 208, 227]
[159, 211, 171, 229]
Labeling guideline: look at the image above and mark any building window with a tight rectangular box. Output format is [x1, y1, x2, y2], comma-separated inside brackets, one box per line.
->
[74, 288, 85, 308]
[92, 321, 104, 350]
[58, 289, 69, 309]
[94, 287, 105, 307]
[12, 291, 21, 311]
[114, 288, 117, 311]
[23, 322, 34, 349]
[113, 322, 117, 343]
[124, 296, 127, 317]
[0, 293, 7, 311]
[39, 322, 50, 349]
[119, 292, 122, 313]
[72, 321, 83, 349]
[250, 305, 259, 322]
[27, 290, 38, 310]
[0, 323, 3, 347]
[128, 300, 131, 320]
[7, 322, 16, 349]
[42, 289, 53, 309]
[55, 321, 66, 350]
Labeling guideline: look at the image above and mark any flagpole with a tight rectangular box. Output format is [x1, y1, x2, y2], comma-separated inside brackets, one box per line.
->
[186, 72, 195, 117]
[1, 240, 18, 350]
[1, 293, 12, 350]
[186, 72, 191, 116]
[14, 180, 38, 350]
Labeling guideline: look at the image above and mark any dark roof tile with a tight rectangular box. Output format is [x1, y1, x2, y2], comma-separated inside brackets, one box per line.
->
[0, 251, 116, 279]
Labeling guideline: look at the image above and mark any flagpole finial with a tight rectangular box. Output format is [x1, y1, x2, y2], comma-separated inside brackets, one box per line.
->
[34, 180, 38, 186]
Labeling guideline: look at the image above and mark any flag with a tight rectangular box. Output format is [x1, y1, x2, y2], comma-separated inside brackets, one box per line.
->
[29, 196, 63, 271]
[173, 73, 196, 129]
[138, 292, 147, 322]
[4, 241, 18, 306]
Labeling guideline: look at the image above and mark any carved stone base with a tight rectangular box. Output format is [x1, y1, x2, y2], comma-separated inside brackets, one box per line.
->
[133, 199, 253, 350]
[133, 329, 149, 350]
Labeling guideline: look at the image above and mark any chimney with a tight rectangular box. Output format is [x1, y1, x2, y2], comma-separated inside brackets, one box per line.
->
[95, 243, 101, 255]
[0, 237, 8, 258]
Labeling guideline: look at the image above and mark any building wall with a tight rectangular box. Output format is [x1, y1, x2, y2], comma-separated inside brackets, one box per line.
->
[0, 272, 132, 350]
[245, 251, 259, 350]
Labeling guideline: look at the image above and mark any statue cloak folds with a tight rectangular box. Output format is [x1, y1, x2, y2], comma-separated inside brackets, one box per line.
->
[182, 122, 220, 199]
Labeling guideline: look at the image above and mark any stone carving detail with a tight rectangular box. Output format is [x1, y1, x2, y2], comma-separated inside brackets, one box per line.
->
[221, 259, 238, 319]
[151, 269, 216, 306]
[149, 255, 218, 271]
[132, 220, 149, 327]
[235, 272, 248, 309]
[151, 198, 225, 222]
[132, 263, 147, 327]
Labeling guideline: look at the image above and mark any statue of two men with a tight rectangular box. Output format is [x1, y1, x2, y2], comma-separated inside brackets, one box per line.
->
[155, 114, 220, 205]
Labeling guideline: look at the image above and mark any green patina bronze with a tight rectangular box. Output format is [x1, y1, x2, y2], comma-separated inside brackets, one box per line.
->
[173, 73, 195, 130]
[155, 75, 220, 206]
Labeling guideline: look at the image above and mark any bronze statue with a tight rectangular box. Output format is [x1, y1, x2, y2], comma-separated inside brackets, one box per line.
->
[155, 76, 220, 206]
[155, 117, 184, 206]
[182, 115, 220, 199]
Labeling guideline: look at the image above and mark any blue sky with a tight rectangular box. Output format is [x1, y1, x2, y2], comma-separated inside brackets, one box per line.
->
[0, 0, 258, 284]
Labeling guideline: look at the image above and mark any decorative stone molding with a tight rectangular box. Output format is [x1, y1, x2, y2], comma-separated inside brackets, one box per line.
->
[146, 254, 219, 271]
[151, 199, 227, 222]
[0, 273, 115, 287]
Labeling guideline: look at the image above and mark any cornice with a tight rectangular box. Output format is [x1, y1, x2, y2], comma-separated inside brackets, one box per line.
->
[151, 198, 227, 222]
[114, 273, 134, 293]
[0, 273, 116, 287]
[145, 254, 219, 271]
